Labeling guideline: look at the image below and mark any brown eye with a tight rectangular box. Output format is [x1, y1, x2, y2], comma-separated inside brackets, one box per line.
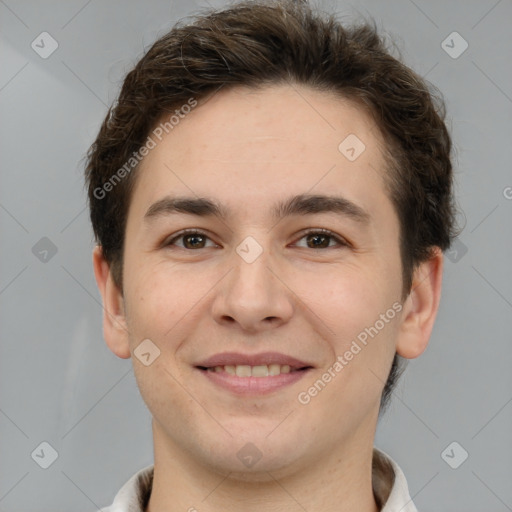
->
[306, 233, 330, 248]
[182, 233, 207, 249]
[165, 230, 216, 249]
[294, 229, 348, 249]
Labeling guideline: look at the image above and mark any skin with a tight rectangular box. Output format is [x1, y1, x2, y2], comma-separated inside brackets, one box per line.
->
[93, 84, 443, 512]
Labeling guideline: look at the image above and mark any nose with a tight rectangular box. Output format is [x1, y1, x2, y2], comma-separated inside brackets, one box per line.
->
[211, 242, 294, 334]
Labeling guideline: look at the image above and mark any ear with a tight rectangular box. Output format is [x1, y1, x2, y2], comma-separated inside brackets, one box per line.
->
[396, 247, 444, 359]
[92, 245, 131, 359]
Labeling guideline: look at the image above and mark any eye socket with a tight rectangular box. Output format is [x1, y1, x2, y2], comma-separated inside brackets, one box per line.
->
[163, 228, 349, 250]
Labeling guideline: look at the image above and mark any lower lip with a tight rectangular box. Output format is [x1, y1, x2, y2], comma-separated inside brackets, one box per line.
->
[197, 368, 311, 395]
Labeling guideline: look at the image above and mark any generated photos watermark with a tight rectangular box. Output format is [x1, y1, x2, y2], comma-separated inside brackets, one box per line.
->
[297, 301, 403, 405]
[93, 97, 197, 200]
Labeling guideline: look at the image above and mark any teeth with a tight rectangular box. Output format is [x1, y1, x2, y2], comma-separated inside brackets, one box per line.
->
[210, 364, 298, 377]
[268, 364, 281, 376]
[224, 365, 236, 375]
[251, 365, 269, 377]
[235, 365, 252, 377]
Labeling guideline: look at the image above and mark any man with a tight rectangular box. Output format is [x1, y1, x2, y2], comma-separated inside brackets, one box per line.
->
[86, 0, 456, 510]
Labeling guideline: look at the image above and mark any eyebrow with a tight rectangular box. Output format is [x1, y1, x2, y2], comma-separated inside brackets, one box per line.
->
[144, 193, 371, 224]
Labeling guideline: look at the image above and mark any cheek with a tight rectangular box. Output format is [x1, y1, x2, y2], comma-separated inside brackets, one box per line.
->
[131, 356, 201, 448]
[288, 260, 401, 391]
[123, 260, 219, 345]
[294, 267, 401, 414]
[290, 263, 387, 341]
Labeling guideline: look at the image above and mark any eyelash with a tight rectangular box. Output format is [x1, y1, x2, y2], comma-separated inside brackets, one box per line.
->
[164, 228, 349, 250]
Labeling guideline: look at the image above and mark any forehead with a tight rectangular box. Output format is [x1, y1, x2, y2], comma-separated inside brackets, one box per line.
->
[130, 84, 390, 219]
[166, 84, 383, 160]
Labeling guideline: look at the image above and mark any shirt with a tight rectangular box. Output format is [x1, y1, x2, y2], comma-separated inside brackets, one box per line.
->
[99, 447, 418, 512]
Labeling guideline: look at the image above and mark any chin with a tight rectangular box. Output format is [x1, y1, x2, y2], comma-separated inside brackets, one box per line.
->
[197, 429, 310, 479]
[206, 451, 304, 482]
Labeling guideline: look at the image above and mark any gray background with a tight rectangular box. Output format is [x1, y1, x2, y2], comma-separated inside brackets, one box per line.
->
[1, 0, 511, 510]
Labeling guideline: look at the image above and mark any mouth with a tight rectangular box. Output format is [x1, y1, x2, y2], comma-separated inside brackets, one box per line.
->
[197, 363, 309, 377]
[194, 352, 313, 395]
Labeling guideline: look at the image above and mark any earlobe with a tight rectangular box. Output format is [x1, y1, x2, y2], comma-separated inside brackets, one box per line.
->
[396, 247, 444, 359]
[92, 245, 131, 359]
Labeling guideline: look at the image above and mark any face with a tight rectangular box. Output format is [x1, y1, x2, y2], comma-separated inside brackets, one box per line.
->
[97, 84, 436, 478]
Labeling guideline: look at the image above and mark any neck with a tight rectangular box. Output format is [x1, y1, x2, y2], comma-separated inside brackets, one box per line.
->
[145, 421, 380, 512]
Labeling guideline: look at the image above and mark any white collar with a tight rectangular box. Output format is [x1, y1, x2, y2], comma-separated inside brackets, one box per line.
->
[101, 447, 418, 512]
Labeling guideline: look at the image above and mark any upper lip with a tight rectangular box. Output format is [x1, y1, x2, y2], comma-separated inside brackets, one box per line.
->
[195, 352, 313, 370]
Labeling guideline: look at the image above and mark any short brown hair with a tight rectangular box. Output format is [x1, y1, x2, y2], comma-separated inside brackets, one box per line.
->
[85, 0, 456, 414]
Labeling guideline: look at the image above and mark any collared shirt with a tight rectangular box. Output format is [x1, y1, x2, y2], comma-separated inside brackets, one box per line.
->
[99, 447, 418, 512]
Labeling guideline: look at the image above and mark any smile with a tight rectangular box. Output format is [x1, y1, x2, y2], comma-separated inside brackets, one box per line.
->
[203, 364, 301, 377]
[194, 352, 313, 395]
